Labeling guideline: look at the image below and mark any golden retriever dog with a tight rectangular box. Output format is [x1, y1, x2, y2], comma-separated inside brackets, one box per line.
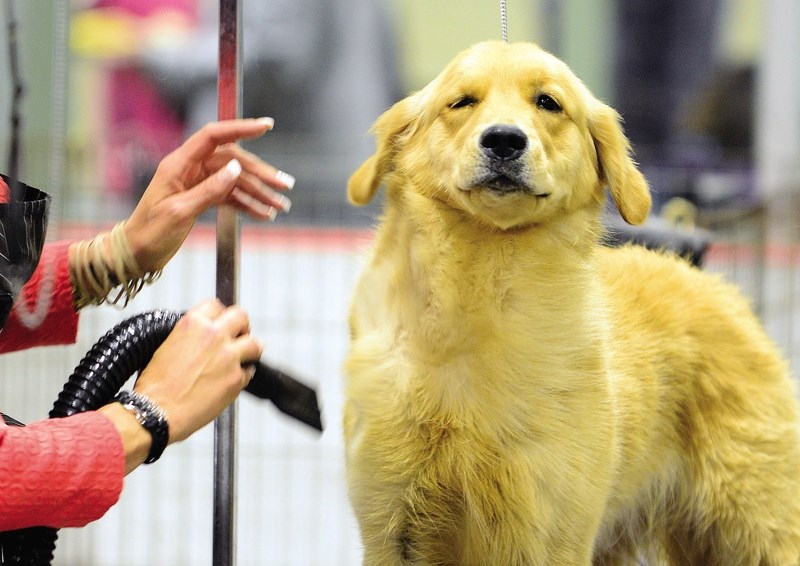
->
[342, 40, 800, 565]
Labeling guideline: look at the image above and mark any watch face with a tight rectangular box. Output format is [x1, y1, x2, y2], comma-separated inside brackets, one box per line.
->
[120, 399, 149, 425]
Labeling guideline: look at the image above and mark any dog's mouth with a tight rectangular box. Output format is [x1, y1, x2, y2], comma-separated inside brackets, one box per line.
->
[461, 161, 551, 199]
[471, 173, 550, 198]
[486, 174, 528, 194]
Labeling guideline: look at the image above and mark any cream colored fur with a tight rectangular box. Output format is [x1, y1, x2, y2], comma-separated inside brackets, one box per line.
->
[343, 41, 800, 565]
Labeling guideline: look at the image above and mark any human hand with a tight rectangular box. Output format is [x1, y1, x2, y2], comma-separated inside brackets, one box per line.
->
[132, 299, 263, 443]
[124, 118, 294, 273]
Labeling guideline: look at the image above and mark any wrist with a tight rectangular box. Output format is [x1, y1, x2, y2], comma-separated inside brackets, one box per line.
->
[121, 221, 155, 274]
[68, 222, 161, 309]
[98, 402, 153, 475]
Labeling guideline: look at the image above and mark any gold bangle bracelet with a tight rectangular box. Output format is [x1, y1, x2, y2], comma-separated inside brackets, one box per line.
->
[70, 222, 161, 310]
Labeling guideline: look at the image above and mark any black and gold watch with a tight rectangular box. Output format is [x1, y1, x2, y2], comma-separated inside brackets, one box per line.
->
[114, 390, 170, 464]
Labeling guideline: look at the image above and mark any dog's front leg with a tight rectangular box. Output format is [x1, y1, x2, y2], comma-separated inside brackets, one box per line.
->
[352, 486, 465, 566]
[351, 447, 611, 565]
[453, 468, 608, 566]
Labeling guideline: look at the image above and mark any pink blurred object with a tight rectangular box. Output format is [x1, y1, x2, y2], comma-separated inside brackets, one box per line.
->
[93, 0, 197, 197]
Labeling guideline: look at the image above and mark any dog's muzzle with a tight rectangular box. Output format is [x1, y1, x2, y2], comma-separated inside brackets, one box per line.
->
[472, 125, 547, 197]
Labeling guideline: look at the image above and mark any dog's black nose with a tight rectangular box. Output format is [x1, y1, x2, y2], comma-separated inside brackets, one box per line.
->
[480, 125, 527, 162]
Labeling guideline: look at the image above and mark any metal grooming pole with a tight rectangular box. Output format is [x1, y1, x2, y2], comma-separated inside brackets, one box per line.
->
[214, 0, 242, 564]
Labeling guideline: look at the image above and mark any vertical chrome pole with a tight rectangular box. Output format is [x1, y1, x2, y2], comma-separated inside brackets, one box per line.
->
[214, 1, 241, 565]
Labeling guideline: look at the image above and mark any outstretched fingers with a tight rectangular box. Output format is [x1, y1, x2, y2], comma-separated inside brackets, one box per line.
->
[165, 158, 292, 220]
[164, 158, 245, 219]
[210, 144, 295, 216]
[177, 118, 275, 164]
[168, 120, 295, 220]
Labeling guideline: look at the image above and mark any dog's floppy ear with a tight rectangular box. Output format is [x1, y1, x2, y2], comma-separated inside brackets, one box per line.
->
[588, 103, 651, 225]
[348, 95, 421, 206]
[348, 155, 383, 206]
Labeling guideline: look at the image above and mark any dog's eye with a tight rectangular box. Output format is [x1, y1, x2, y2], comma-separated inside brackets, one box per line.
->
[536, 94, 562, 112]
[450, 95, 477, 109]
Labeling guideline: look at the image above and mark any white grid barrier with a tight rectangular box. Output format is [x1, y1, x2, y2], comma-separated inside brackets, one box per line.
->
[0, 224, 371, 566]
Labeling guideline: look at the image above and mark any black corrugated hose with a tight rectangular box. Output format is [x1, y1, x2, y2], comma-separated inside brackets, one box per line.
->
[1, 309, 323, 565]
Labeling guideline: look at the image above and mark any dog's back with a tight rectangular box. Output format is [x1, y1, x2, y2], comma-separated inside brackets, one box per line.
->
[595, 245, 800, 564]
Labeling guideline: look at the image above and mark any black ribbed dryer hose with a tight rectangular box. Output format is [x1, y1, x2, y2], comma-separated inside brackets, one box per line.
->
[1, 309, 322, 566]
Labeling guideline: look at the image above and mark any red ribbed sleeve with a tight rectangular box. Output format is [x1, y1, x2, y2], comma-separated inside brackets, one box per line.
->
[0, 411, 125, 529]
[0, 240, 80, 353]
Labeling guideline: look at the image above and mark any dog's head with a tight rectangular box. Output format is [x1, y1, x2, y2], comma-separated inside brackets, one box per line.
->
[348, 41, 650, 230]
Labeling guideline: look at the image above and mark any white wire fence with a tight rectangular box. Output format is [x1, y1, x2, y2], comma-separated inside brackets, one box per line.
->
[0, 224, 370, 566]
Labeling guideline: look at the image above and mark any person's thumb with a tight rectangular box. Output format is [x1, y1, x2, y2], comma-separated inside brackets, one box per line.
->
[176, 158, 242, 218]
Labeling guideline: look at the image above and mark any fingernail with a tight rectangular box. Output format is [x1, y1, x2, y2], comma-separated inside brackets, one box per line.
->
[278, 194, 292, 213]
[256, 117, 275, 129]
[221, 158, 242, 183]
[275, 170, 296, 190]
[266, 206, 277, 221]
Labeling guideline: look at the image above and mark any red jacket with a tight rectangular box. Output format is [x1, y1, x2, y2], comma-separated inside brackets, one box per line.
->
[0, 412, 124, 529]
[0, 177, 124, 529]
[0, 240, 80, 354]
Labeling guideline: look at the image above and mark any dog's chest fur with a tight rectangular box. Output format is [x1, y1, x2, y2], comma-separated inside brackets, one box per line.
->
[344, 203, 619, 559]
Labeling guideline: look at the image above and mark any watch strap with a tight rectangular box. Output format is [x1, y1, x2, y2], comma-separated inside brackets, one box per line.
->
[113, 390, 169, 464]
